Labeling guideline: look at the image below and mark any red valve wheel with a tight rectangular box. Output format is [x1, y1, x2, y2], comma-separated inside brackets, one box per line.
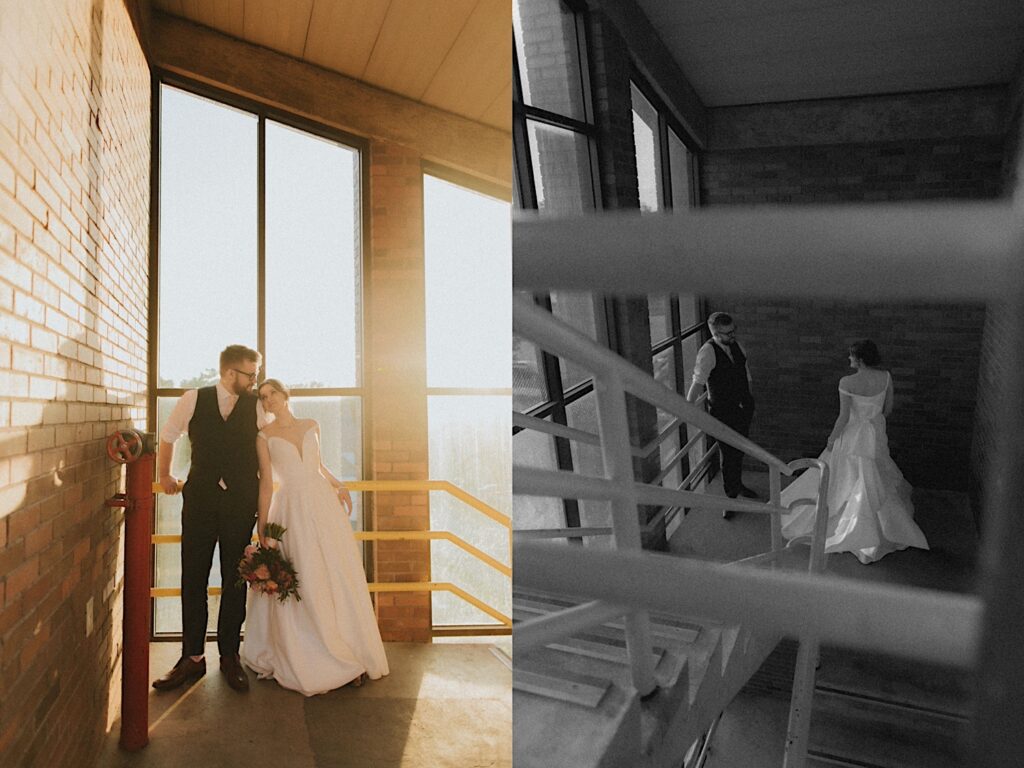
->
[106, 429, 145, 463]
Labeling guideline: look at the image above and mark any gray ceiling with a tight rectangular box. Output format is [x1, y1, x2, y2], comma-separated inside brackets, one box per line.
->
[634, 0, 1024, 106]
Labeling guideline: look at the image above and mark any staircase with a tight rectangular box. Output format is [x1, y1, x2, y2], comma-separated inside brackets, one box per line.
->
[512, 294, 978, 768]
[513, 587, 782, 768]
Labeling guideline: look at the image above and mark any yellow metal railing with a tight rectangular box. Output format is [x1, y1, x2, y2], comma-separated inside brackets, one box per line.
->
[149, 480, 512, 629]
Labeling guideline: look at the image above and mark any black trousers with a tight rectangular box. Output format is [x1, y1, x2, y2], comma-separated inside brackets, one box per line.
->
[180, 485, 256, 657]
[710, 402, 754, 496]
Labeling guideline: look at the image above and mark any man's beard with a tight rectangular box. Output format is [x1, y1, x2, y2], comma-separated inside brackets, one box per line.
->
[232, 379, 253, 396]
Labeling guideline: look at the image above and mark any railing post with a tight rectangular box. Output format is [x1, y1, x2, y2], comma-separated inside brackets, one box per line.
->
[782, 634, 818, 768]
[594, 372, 658, 697]
[769, 466, 782, 552]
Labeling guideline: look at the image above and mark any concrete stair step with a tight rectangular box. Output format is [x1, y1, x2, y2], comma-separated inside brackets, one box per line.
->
[515, 624, 692, 697]
[513, 587, 780, 768]
[807, 685, 968, 768]
[514, 674, 640, 768]
[513, 663, 613, 708]
[815, 647, 970, 717]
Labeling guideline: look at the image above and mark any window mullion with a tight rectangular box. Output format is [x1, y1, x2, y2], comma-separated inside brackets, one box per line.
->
[257, 115, 267, 373]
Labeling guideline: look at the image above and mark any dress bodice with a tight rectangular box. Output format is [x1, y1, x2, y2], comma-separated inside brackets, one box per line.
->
[839, 371, 889, 424]
[840, 386, 886, 422]
[836, 373, 890, 459]
[262, 427, 321, 485]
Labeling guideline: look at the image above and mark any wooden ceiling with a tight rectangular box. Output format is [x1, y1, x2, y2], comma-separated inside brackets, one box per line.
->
[635, 0, 1024, 106]
[151, 0, 511, 131]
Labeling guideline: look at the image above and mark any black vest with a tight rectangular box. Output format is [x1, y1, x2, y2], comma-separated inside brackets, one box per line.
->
[707, 341, 751, 408]
[186, 386, 259, 502]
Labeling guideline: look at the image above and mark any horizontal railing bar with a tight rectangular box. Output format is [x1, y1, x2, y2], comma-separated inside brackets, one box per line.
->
[728, 551, 782, 567]
[427, 387, 513, 396]
[652, 442, 689, 485]
[359, 531, 511, 576]
[513, 411, 603, 448]
[514, 527, 614, 539]
[431, 625, 512, 637]
[350, 480, 512, 529]
[639, 417, 686, 459]
[679, 442, 719, 490]
[150, 479, 511, 529]
[515, 297, 792, 475]
[680, 425, 707, 455]
[152, 582, 511, 626]
[514, 466, 784, 516]
[514, 542, 980, 667]
[515, 600, 632, 653]
[513, 203, 1020, 299]
[514, 409, 685, 461]
[513, 505, 682, 541]
[152, 530, 510, 576]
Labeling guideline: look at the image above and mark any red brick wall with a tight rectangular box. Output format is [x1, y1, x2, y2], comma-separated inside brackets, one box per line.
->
[701, 137, 1005, 204]
[0, 1, 150, 766]
[703, 297, 986, 490]
[699, 91, 1006, 490]
[0, 3, 149, 765]
[367, 140, 432, 642]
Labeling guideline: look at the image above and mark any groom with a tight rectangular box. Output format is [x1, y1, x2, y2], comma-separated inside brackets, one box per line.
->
[153, 344, 264, 692]
[686, 312, 759, 515]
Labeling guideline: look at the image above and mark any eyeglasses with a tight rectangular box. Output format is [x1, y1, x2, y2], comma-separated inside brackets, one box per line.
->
[231, 368, 259, 381]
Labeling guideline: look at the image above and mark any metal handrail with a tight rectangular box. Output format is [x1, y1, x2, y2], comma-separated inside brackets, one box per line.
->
[513, 203, 1015, 299]
[514, 405, 701, 461]
[149, 479, 512, 631]
[512, 294, 832, 703]
[514, 541, 980, 667]
[514, 466, 784, 516]
[515, 296, 793, 475]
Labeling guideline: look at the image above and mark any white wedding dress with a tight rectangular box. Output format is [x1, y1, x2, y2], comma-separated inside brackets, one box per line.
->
[242, 428, 389, 695]
[780, 374, 929, 564]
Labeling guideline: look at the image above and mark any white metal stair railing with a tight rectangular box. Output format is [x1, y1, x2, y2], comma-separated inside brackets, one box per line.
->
[511, 201, 1012, 766]
[514, 390, 716, 542]
[513, 295, 838, 766]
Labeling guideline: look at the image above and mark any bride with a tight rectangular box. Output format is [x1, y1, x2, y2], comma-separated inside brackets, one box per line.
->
[780, 341, 929, 564]
[241, 379, 389, 694]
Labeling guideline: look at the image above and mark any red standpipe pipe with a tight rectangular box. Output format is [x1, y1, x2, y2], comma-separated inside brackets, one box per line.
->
[120, 451, 153, 751]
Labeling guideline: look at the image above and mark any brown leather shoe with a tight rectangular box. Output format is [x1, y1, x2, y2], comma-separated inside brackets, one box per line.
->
[153, 656, 206, 690]
[220, 654, 249, 692]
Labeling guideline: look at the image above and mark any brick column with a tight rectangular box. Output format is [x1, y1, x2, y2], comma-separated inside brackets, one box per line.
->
[367, 140, 432, 642]
[586, 9, 665, 549]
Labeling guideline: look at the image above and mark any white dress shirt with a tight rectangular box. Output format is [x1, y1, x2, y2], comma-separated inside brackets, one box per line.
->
[160, 382, 267, 445]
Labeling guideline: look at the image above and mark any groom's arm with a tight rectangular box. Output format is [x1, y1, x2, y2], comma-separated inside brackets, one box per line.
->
[686, 344, 715, 402]
[157, 389, 198, 495]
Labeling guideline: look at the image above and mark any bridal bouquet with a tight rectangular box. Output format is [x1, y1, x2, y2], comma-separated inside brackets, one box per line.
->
[237, 522, 302, 602]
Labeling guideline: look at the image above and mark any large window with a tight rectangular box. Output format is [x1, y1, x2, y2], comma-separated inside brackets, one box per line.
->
[424, 173, 511, 627]
[152, 81, 366, 637]
[631, 77, 706, 500]
[513, 0, 607, 538]
[631, 78, 696, 213]
[513, 0, 598, 214]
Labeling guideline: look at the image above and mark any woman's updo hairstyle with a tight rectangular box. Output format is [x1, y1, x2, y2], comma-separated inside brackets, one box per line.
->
[258, 378, 290, 400]
[848, 340, 881, 367]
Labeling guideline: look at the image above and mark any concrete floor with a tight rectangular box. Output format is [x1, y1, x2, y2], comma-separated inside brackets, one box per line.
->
[670, 469, 978, 768]
[98, 640, 511, 768]
[671, 470, 978, 593]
